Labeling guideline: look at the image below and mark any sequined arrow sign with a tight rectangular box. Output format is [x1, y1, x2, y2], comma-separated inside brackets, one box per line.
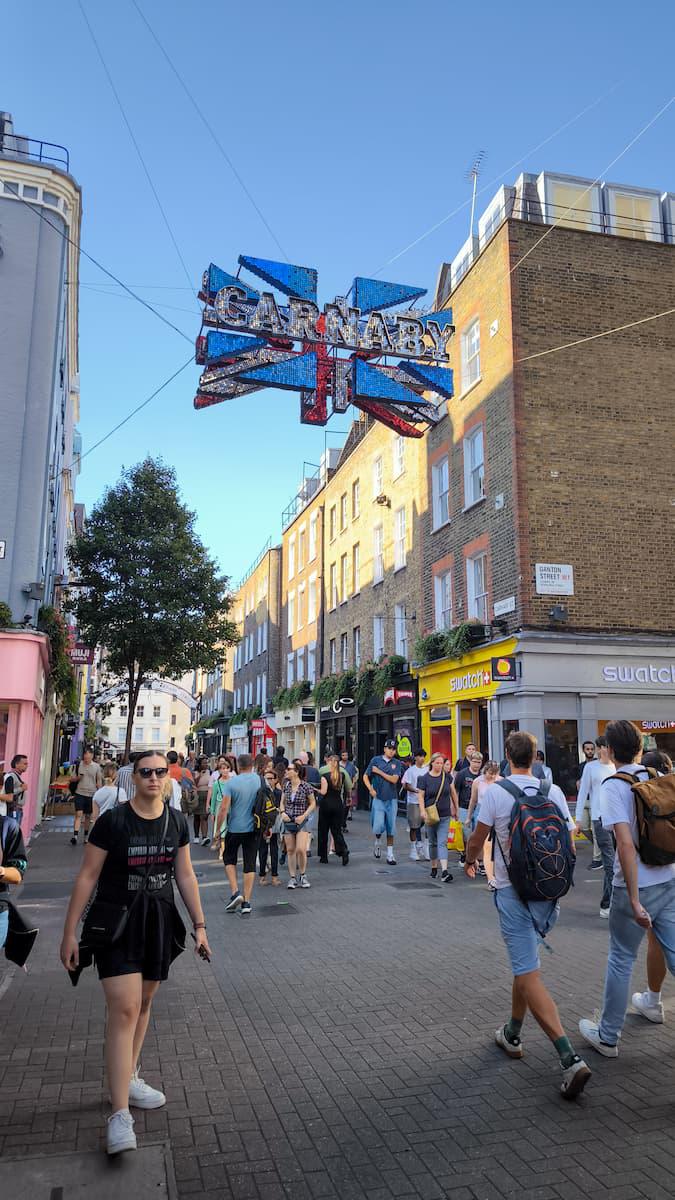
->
[194, 256, 454, 437]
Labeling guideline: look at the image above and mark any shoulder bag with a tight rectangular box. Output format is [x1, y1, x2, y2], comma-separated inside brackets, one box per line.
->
[81, 803, 170, 949]
[424, 773, 446, 826]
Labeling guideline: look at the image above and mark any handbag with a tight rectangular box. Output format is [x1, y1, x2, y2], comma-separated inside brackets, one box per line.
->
[81, 804, 170, 949]
[4, 901, 39, 968]
[424, 773, 446, 826]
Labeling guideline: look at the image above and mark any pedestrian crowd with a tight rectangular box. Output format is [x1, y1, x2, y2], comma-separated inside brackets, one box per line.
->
[2, 719, 674, 1157]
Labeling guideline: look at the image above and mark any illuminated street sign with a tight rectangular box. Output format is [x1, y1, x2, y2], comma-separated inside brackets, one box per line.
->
[194, 256, 454, 436]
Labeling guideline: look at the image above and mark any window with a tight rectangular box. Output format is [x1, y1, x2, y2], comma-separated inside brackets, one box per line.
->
[170, 736, 175, 748]
[309, 512, 318, 560]
[467, 553, 488, 623]
[308, 573, 317, 622]
[261, 673, 267, 712]
[234, 687, 241, 710]
[256, 675, 261, 706]
[373, 525, 384, 583]
[340, 553, 349, 602]
[329, 638, 337, 674]
[153, 705, 161, 718]
[329, 563, 337, 610]
[257, 623, 262, 655]
[120, 705, 127, 717]
[461, 319, 480, 392]
[393, 435, 405, 479]
[352, 478, 360, 519]
[297, 583, 305, 629]
[298, 525, 306, 569]
[394, 507, 407, 570]
[152, 727, 161, 743]
[287, 652, 295, 687]
[434, 571, 453, 630]
[431, 456, 450, 529]
[372, 455, 383, 497]
[136, 705, 144, 717]
[549, 181, 596, 232]
[341, 633, 349, 670]
[353, 626, 361, 668]
[352, 543, 360, 594]
[135, 727, 145, 742]
[261, 619, 268, 652]
[463, 426, 485, 507]
[340, 493, 348, 531]
[329, 505, 337, 542]
[394, 603, 408, 658]
[171, 714, 176, 726]
[288, 535, 296, 579]
[297, 647, 305, 680]
[308, 641, 316, 684]
[288, 591, 295, 635]
[117, 726, 126, 742]
[373, 615, 385, 660]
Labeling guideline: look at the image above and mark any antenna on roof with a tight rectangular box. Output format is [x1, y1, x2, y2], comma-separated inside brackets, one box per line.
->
[466, 150, 486, 240]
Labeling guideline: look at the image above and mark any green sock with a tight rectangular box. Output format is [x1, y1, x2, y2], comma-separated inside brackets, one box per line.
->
[504, 1017, 523, 1044]
[553, 1035, 577, 1068]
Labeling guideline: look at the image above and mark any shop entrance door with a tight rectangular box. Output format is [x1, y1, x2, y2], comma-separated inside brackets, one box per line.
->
[477, 702, 489, 757]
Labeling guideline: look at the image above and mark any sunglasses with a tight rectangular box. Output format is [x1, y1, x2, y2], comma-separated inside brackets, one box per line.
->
[137, 766, 169, 779]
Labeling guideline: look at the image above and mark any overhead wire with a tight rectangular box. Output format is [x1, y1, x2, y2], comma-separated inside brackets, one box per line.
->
[130, 0, 290, 262]
[76, 0, 200, 309]
[515, 306, 675, 364]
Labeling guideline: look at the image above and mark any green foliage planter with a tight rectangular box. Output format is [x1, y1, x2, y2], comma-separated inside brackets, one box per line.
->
[371, 654, 407, 699]
[272, 680, 312, 711]
[228, 705, 262, 728]
[37, 605, 79, 713]
[412, 621, 489, 666]
[0, 601, 14, 629]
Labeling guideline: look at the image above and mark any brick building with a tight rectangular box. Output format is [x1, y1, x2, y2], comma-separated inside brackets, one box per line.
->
[417, 170, 675, 788]
[230, 541, 281, 756]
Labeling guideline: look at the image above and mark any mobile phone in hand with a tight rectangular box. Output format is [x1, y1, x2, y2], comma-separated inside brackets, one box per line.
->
[191, 931, 211, 962]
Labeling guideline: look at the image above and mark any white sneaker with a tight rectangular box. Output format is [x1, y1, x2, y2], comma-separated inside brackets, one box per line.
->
[632, 991, 665, 1023]
[192, 837, 200, 844]
[419, 843, 430, 861]
[578, 1018, 618, 1057]
[560, 1057, 592, 1100]
[386, 853, 397, 866]
[599, 906, 610, 918]
[299, 874, 311, 888]
[494, 1025, 523, 1059]
[373, 841, 381, 859]
[128, 1072, 166, 1109]
[287, 877, 297, 889]
[409, 847, 419, 861]
[107, 1108, 136, 1155]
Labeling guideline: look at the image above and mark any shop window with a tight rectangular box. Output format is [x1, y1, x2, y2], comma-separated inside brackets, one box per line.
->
[544, 719, 579, 798]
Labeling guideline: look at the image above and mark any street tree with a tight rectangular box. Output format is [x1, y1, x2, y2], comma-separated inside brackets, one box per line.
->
[68, 458, 238, 760]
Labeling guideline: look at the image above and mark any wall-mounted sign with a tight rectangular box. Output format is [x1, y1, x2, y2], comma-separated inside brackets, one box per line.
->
[491, 656, 517, 682]
[535, 563, 574, 595]
[602, 663, 675, 686]
[195, 256, 455, 438]
[493, 595, 516, 617]
[383, 688, 415, 706]
[229, 723, 248, 738]
[301, 706, 316, 723]
[68, 643, 94, 666]
[0, 540, 6, 559]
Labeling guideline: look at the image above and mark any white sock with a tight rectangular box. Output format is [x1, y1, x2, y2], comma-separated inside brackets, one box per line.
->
[441, 860, 448, 871]
[647, 989, 662, 1005]
[387, 847, 395, 859]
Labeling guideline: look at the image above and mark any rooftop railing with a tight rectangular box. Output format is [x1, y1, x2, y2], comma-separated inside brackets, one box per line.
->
[0, 134, 70, 173]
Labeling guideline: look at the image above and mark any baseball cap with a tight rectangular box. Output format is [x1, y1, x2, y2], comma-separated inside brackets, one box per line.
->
[383, 739, 397, 750]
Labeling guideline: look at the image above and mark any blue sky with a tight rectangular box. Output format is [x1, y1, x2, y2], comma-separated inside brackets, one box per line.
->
[3, 1, 674, 583]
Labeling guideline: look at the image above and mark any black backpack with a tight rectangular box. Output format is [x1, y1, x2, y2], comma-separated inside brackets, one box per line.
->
[494, 778, 575, 905]
[253, 784, 280, 837]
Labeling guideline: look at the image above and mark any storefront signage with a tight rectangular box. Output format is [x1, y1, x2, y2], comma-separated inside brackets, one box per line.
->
[493, 595, 516, 617]
[602, 663, 675, 685]
[641, 721, 675, 731]
[451, 668, 491, 693]
[68, 643, 94, 665]
[195, 256, 454, 437]
[491, 656, 517, 682]
[229, 723, 248, 738]
[535, 563, 574, 595]
[301, 706, 316, 723]
[383, 688, 415, 706]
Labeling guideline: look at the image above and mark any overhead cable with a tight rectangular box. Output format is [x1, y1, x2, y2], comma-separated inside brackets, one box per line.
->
[515, 306, 675, 363]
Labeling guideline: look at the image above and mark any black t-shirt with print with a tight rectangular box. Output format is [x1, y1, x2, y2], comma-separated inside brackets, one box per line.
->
[419, 772, 454, 819]
[455, 767, 481, 809]
[89, 803, 189, 906]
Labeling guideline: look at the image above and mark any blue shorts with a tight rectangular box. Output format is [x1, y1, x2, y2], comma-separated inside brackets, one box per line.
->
[371, 797, 397, 837]
[0, 908, 8, 949]
[494, 885, 559, 976]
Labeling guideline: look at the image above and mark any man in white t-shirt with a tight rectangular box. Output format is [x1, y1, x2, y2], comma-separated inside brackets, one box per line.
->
[402, 749, 429, 861]
[579, 720, 675, 1057]
[576, 736, 615, 917]
[464, 730, 591, 1101]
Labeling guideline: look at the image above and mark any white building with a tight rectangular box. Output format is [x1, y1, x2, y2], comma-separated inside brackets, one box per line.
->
[103, 675, 196, 758]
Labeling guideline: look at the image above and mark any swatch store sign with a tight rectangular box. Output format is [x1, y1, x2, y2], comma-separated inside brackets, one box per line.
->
[602, 662, 675, 686]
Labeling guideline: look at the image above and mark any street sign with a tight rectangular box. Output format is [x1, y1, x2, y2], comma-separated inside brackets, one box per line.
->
[0, 540, 5, 559]
[535, 563, 574, 595]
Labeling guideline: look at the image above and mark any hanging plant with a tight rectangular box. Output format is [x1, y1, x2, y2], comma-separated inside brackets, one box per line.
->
[355, 663, 377, 706]
[372, 654, 407, 699]
[312, 675, 341, 707]
[37, 605, 79, 713]
[0, 601, 14, 629]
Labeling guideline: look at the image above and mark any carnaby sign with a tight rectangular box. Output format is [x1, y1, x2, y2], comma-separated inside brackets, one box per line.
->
[602, 663, 675, 685]
[195, 256, 454, 437]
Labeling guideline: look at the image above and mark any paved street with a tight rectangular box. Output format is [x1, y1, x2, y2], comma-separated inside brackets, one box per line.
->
[1, 815, 674, 1199]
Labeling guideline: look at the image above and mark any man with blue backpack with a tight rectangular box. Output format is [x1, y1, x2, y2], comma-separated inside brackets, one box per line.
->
[464, 730, 591, 1100]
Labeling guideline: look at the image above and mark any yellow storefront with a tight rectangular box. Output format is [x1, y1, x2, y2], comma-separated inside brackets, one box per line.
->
[414, 638, 518, 765]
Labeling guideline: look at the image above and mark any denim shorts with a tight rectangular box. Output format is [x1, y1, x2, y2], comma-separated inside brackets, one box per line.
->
[371, 798, 397, 837]
[494, 885, 559, 976]
[0, 908, 7, 949]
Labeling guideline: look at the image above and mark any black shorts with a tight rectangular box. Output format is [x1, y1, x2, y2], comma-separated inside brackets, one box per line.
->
[95, 896, 186, 982]
[74, 794, 93, 814]
[222, 831, 259, 873]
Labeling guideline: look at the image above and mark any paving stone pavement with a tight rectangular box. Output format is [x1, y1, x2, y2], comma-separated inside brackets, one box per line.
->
[1, 813, 674, 1198]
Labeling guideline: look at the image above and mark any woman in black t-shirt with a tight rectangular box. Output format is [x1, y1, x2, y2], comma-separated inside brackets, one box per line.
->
[418, 752, 458, 882]
[60, 752, 210, 1158]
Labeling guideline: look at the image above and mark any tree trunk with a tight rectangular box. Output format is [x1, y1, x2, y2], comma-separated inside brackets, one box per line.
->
[123, 668, 145, 762]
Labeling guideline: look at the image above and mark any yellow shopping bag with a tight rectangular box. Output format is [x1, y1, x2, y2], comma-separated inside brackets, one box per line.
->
[447, 819, 464, 853]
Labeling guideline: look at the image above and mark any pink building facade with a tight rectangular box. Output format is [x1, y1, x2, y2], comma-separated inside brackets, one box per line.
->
[0, 630, 50, 837]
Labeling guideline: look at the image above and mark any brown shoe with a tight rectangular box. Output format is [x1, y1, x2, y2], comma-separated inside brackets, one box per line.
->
[259, 876, 268, 886]
[271, 876, 281, 886]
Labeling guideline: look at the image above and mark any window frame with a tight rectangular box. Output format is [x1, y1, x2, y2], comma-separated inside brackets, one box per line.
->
[392, 435, 405, 480]
[431, 455, 450, 530]
[352, 542, 360, 595]
[394, 506, 407, 571]
[466, 552, 489, 623]
[373, 524, 384, 584]
[394, 602, 408, 659]
[329, 505, 337, 543]
[341, 632, 349, 670]
[288, 534, 296, 580]
[309, 512, 318, 561]
[287, 589, 295, 636]
[353, 625, 361, 669]
[340, 493, 348, 532]
[340, 552, 349, 604]
[461, 318, 481, 394]
[308, 572, 317, 623]
[372, 455, 383, 498]
[287, 652, 295, 687]
[373, 614, 385, 661]
[352, 478, 360, 520]
[329, 637, 337, 674]
[463, 425, 485, 508]
[434, 570, 453, 631]
[329, 562, 338, 611]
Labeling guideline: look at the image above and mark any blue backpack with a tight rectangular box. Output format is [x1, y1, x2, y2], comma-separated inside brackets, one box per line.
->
[494, 778, 575, 904]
